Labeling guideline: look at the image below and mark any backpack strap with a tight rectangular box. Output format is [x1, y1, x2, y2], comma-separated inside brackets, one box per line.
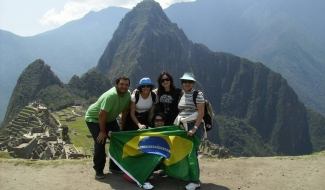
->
[136, 91, 156, 104]
[177, 88, 184, 103]
[151, 92, 157, 103]
[135, 91, 140, 104]
[193, 90, 207, 115]
[193, 90, 199, 106]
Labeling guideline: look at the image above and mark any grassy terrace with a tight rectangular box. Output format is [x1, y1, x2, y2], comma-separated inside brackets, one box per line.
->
[54, 107, 109, 155]
[22, 107, 37, 114]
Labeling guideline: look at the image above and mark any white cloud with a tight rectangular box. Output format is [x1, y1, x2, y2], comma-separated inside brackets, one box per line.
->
[39, 1, 100, 26]
[157, 0, 194, 9]
[39, 0, 194, 27]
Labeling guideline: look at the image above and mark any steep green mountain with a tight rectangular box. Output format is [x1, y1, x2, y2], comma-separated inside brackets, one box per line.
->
[67, 69, 112, 99]
[243, 12, 325, 114]
[1, 61, 112, 128]
[307, 108, 325, 152]
[3, 59, 63, 125]
[35, 85, 81, 111]
[95, 0, 324, 156]
[0, 62, 112, 134]
[96, 0, 191, 84]
[165, 0, 325, 114]
[2, 0, 324, 157]
[1, 0, 324, 124]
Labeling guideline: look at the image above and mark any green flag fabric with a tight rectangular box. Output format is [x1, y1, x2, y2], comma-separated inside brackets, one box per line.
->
[108, 125, 200, 187]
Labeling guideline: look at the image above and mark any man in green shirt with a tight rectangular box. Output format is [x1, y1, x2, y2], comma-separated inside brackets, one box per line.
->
[85, 76, 131, 179]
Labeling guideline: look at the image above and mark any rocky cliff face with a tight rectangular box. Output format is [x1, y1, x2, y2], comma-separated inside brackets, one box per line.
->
[96, 1, 192, 87]
[94, 1, 318, 156]
[67, 70, 112, 99]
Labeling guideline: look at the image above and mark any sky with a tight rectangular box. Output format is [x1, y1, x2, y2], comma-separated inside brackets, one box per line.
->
[0, 0, 195, 37]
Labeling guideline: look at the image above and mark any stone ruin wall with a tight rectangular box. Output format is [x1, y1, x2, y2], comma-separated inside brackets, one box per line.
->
[31, 142, 51, 160]
[2, 135, 66, 160]
[0, 136, 11, 151]
[199, 139, 230, 159]
[8, 138, 38, 159]
[0, 106, 67, 160]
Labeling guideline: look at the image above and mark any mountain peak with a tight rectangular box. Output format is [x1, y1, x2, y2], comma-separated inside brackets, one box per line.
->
[96, 0, 191, 81]
[3, 59, 63, 124]
[92, 0, 319, 156]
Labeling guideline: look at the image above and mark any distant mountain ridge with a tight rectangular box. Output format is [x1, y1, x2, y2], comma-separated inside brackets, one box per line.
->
[165, 0, 325, 114]
[0, 7, 129, 123]
[2, 1, 324, 157]
[93, 1, 323, 156]
[3, 59, 63, 124]
[2, 60, 112, 126]
[96, 1, 192, 83]
[1, 1, 324, 122]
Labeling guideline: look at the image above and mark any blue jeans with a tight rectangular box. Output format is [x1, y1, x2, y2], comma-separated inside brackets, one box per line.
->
[86, 120, 120, 172]
[187, 121, 204, 184]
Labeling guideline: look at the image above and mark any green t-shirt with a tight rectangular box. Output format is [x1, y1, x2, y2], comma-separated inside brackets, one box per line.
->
[85, 87, 131, 123]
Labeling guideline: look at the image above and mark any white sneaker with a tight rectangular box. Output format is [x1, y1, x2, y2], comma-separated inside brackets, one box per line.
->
[143, 182, 154, 189]
[158, 169, 165, 176]
[185, 182, 200, 190]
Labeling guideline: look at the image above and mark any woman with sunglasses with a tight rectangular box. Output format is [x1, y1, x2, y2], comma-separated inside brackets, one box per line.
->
[129, 77, 156, 130]
[174, 72, 204, 190]
[151, 113, 166, 127]
[154, 71, 183, 126]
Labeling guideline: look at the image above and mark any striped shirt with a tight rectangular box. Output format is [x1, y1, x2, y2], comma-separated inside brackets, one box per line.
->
[178, 89, 204, 117]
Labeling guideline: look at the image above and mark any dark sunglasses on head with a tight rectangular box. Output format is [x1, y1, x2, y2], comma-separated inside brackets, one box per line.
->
[154, 119, 164, 122]
[160, 78, 170, 83]
[181, 80, 194, 84]
[141, 85, 151, 88]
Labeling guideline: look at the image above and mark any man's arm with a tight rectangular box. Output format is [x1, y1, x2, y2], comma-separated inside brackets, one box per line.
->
[97, 109, 107, 144]
[130, 100, 145, 129]
[120, 109, 128, 131]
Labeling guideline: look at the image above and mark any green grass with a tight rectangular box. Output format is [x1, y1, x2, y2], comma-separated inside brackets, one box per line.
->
[55, 109, 111, 155]
[22, 108, 36, 114]
[55, 111, 66, 116]
[0, 152, 12, 159]
[65, 116, 104, 155]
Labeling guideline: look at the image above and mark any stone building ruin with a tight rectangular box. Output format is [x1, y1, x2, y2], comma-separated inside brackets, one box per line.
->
[0, 105, 67, 160]
[2, 136, 66, 160]
[199, 138, 230, 158]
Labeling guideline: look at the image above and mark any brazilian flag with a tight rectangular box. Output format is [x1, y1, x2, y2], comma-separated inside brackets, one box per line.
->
[108, 125, 200, 187]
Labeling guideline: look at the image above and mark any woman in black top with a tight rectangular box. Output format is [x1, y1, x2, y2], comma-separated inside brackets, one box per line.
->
[153, 71, 183, 125]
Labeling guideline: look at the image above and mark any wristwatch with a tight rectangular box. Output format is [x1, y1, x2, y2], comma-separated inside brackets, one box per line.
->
[194, 126, 198, 130]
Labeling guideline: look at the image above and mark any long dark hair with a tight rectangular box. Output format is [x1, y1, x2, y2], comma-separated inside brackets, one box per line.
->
[157, 71, 176, 95]
[151, 113, 166, 127]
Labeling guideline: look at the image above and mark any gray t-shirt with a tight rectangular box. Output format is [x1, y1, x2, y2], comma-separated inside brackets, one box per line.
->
[178, 89, 204, 117]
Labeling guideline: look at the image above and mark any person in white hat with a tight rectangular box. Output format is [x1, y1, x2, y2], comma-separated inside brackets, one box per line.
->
[174, 72, 204, 190]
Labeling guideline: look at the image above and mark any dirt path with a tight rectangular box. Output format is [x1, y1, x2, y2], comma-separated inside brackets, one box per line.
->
[1, 154, 325, 190]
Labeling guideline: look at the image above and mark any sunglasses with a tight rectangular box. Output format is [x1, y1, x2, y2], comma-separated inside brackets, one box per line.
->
[181, 80, 194, 84]
[154, 119, 164, 122]
[160, 78, 170, 83]
[141, 85, 151, 88]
